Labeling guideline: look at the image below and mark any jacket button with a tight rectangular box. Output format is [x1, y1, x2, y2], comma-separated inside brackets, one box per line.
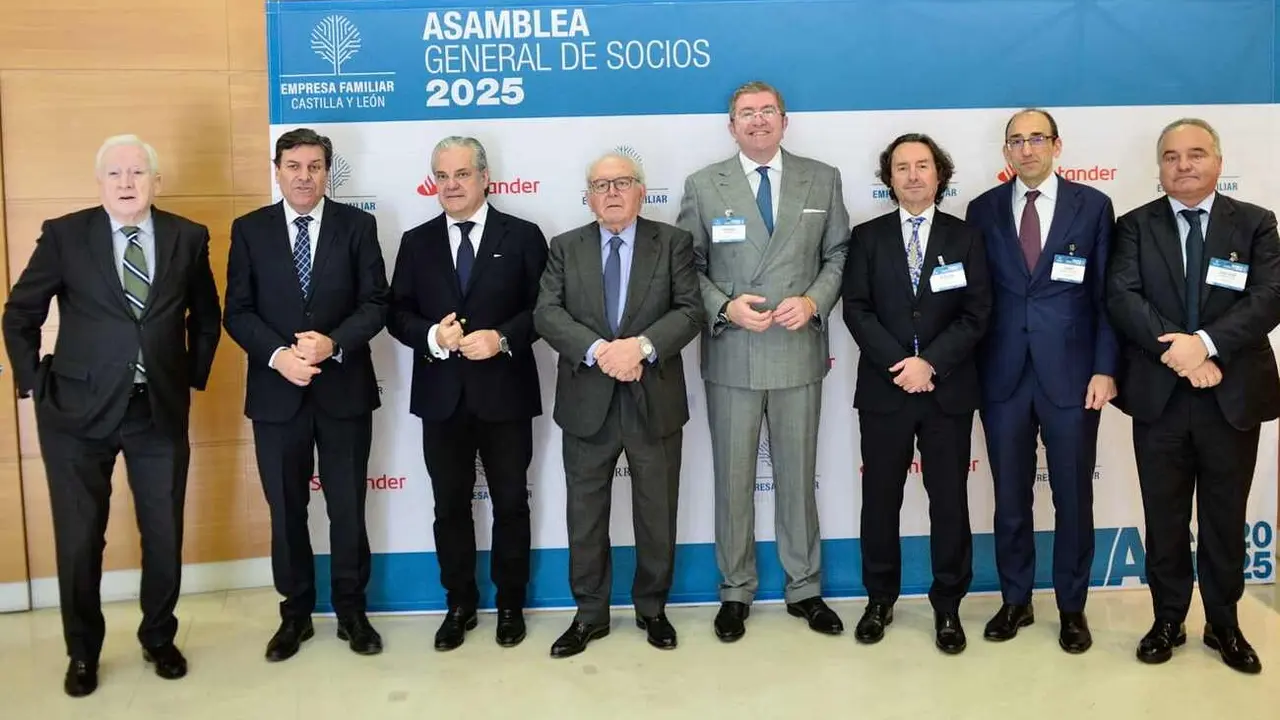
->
[912, 311, 921, 319]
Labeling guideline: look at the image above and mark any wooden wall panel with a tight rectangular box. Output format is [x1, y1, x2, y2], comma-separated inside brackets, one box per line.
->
[228, 0, 269, 72]
[231, 72, 272, 197]
[0, 123, 30, 586]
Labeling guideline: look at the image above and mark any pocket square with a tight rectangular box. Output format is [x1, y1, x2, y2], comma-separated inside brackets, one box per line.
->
[492, 253, 503, 258]
[801, 208, 827, 214]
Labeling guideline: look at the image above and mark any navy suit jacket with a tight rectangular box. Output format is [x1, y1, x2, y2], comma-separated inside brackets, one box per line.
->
[966, 177, 1118, 408]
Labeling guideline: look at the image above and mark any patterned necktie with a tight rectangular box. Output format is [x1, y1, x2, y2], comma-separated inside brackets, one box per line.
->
[1019, 190, 1042, 271]
[456, 220, 476, 294]
[121, 225, 149, 380]
[1180, 209, 1205, 331]
[907, 216, 925, 355]
[603, 235, 623, 334]
[293, 215, 313, 298]
[755, 166, 774, 236]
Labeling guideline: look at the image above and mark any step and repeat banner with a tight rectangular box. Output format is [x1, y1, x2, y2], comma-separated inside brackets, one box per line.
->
[265, 0, 1280, 611]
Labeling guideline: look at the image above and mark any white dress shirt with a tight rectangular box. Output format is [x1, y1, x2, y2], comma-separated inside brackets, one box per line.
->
[271, 198, 341, 368]
[1012, 172, 1058, 248]
[898, 204, 936, 256]
[428, 203, 490, 358]
[740, 149, 782, 227]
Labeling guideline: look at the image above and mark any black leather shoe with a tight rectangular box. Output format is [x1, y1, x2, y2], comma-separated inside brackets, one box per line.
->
[1059, 612, 1092, 654]
[265, 617, 315, 662]
[495, 608, 526, 648]
[63, 659, 98, 697]
[1136, 620, 1186, 664]
[1204, 624, 1262, 674]
[142, 643, 188, 679]
[935, 611, 967, 654]
[636, 613, 678, 649]
[786, 597, 844, 635]
[434, 607, 477, 651]
[550, 620, 610, 658]
[714, 601, 749, 642]
[983, 603, 1034, 641]
[854, 601, 894, 644]
[337, 612, 383, 655]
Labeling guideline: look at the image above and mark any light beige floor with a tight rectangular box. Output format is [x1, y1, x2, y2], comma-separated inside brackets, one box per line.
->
[0, 586, 1276, 720]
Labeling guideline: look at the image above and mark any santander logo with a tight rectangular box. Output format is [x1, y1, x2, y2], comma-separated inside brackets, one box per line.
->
[997, 164, 1117, 183]
[997, 165, 1017, 183]
[416, 175, 543, 197]
[416, 177, 440, 196]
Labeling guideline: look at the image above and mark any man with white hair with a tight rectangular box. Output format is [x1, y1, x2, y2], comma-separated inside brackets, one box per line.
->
[534, 151, 702, 658]
[2, 135, 222, 697]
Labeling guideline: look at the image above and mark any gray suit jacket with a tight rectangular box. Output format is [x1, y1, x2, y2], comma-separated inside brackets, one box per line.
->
[678, 149, 850, 390]
[534, 216, 703, 439]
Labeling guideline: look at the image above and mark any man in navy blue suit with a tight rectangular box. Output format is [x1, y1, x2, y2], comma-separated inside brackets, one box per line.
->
[965, 109, 1118, 654]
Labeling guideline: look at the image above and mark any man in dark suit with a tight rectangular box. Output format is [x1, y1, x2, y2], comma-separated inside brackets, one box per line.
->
[534, 152, 702, 658]
[843, 134, 991, 654]
[965, 109, 1118, 653]
[1108, 118, 1280, 674]
[387, 136, 547, 650]
[2, 135, 221, 696]
[224, 128, 390, 662]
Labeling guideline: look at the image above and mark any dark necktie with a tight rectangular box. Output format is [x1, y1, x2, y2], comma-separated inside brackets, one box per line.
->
[1019, 190, 1041, 271]
[756, 166, 774, 236]
[121, 226, 149, 380]
[292, 215, 313, 298]
[455, 220, 476, 294]
[604, 235, 623, 334]
[1181, 208, 1205, 331]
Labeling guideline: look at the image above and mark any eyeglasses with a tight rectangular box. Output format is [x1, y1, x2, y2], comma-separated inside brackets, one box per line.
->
[1005, 135, 1057, 151]
[734, 106, 782, 122]
[588, 176, 638, 194]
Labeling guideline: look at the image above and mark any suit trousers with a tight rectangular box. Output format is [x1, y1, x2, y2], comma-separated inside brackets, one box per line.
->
[705, 380, 823, 604]
[422, 399, 533, 611]
[858, 395, 974, 612]
[562, 385, 682, 624]
[982, 363, 1099, 612]
[1133, 384, 1258, 628]
[253, 393, 373, 620]
[37, 386, 190, 661]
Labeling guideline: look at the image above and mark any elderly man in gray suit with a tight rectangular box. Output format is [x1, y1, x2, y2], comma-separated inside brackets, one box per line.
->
[535, 152, 702, 658]
[677, 80, 850, 641]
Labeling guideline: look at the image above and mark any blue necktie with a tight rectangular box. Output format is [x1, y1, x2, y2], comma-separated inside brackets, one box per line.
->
[755, 166, 774, 236]
[292, 215, 313, 298]
[604, 235, 623, 334]
[907, 216, 925, 355]
[455, 220, 476, 294]
[1181, 209, 1205, 331]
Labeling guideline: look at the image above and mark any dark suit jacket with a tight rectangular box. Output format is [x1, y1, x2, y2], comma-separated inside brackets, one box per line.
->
[842, 209, 991, 414]
[533, 217, 703, 439]
[966, 177, 1119, 408]
[1107, 193, 1280, 430]
[2, 206, 221, 439]
[224, 198, 390, 423]
[386, 205, 548, 422]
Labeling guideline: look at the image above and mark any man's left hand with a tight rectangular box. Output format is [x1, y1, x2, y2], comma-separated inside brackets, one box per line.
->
[293, 331, 335, 365]
[1084, 374, 1118, 410]
[459, 329, 502, 361]
[772, 296, 816, 331]
[1158, 333, 1209, 376]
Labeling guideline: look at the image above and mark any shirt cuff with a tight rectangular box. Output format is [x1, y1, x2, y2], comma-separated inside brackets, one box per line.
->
[646, 349, 658, 364]
[427, 323, 449, 359]
[585, 339, 604, 367]
[333, 347, 343, 363]
[268, 346, 287, 369]
[1196, 330, 1218, 358]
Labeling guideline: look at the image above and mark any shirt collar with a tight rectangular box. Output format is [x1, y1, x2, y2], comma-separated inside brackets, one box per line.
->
[898, 204, 937, 227]
[1169, 192, 1216, 217]
[447, 201, 490, 230]
[1015, 171, 1059, 202]
[599, 220, 638, 249]
[107, 211, 155, 236]
[739, 149, 782, 177]
[284, 196, 325, 226]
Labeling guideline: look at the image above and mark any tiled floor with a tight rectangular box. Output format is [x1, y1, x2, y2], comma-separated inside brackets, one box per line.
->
[0, 585, 1276, 719]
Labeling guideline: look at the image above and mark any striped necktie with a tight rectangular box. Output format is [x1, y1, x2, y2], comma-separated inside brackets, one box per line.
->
[121, 225, 148, 380]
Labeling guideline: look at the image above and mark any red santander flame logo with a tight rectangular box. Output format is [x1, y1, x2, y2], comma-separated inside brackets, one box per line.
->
[416, 177, 439, 196]
[997, 165, 1016, 183]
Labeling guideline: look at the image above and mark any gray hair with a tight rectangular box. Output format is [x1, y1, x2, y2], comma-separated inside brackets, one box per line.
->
[431, 136, 489, 174]
[95, 134, 160, 176]
[1157, 118, 1222, 159]
[585, 152, 645, 185]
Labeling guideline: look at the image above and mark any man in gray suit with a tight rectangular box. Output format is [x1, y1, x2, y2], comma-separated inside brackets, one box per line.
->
[677, 80, 850, 641]
[534, 152, 702, 658]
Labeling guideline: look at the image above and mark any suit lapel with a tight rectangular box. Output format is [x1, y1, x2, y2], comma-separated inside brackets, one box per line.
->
[1151, 200, 1187, 309]
[465, 207, 506, 295]
[1029, 182, 1082, 287]
[769, 150, 812, 256]
[1201, 195, 1239, 311]
[145, 210, 180, 316]
[574, 223, 609, 336]
[308, 198, 340, 304]
[712, 157, 769, 257]
[620, 218, 659, 335]
[994, 182, 1030, 280]
[269, 202, 308, 303]
[917, 213, 948, 299]
[88, 208, 132, 315]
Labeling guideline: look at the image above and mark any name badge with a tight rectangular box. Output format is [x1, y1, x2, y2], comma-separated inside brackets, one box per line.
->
[1205, 257, 1248, 291]
[711, 216, 747, 243]
[929, 262, 967, 292]
[1051, 254, 1087, 284]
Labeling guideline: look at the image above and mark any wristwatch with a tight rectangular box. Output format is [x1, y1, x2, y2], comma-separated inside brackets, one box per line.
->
[717, 301, 731, 327]
[637, 335, 655, 358]
[498, 334, 511, 356]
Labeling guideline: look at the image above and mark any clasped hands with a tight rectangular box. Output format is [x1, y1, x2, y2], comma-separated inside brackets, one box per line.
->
[274, 331, 334, 387]
[594, 338, 645, 382]
[727, 294, 816, 332]
[435, 312, 502, 361]
[1158, 332, 1221, 389]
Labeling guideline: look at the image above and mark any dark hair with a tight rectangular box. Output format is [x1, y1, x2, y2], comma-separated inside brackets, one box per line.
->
[876, 133, 955, 206]
[274, 128, 333, 169]
[1004, 108, 1059, 139]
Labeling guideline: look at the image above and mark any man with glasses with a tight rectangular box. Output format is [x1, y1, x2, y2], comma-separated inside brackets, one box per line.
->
[965, 109, 1118, 653]
[534, 152, 702, 658]
[1108, 118, 1279, 674]
[677, 80, 850, 641]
